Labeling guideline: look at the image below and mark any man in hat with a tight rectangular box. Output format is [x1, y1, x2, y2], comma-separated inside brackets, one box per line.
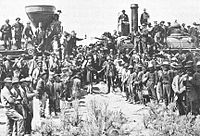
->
[118, 10, 129, 23]
[12, 17, 24, 49]
[0, 19, 12, 50]
[121, 63, 130, 98]
[52, 35, 62, 59]
[160, 61, 172, 106]
[20, 77, 37, 135]
[189, 22, 199, 48]
[193, 61, 200, 114]
[1, 77, 25, 136]
[98, 56, 117, 94]
[140, 8, 150, 25]
[23, 21, 34, 45]
[46, 73, 57, 116]
[32, 59, 43, 89]
[182, 61, 198, 115]
[35, 22, 46, 52]
[144, 63, 158, 102]
[65, 30, 84, 56]
[172, 64, 186, 115]
[36, 71, 48, 118]
[0, 55, 6, 90]
[126, 65, 137, 104]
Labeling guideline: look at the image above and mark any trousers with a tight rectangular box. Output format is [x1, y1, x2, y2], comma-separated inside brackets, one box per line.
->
[5, 108, 25, 136]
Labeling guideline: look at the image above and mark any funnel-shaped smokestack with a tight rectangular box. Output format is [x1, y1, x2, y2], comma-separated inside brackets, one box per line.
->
[25, 5, 56, 29]
[130, 4, 139, 32]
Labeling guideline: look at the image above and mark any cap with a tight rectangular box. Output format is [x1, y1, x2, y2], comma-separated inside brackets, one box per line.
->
[16, 17, 20, 21]
[122, 10, 125, 12]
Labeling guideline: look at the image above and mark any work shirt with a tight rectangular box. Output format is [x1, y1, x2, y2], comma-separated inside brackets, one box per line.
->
[1, 86, 15, 108]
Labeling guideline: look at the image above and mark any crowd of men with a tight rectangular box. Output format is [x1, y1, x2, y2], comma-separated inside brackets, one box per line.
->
[0, 8, 200, 136]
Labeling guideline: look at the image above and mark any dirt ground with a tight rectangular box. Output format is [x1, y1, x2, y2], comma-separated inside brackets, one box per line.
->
[0, 83, 151, 136]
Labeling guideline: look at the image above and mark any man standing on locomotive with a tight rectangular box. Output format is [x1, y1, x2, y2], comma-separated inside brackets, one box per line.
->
[35, 22, 46, 52]
[12, 17, 24, 49]
[0, 19, 12, 50]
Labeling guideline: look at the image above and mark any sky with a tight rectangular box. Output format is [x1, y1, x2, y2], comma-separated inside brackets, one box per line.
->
[0, 0, 200, 38]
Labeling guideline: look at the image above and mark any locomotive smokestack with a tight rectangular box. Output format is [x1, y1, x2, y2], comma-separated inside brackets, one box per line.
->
[130, 4, 139, 32]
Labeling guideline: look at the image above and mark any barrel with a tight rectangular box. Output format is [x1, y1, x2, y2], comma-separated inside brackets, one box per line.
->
[25, 5, 56, 29]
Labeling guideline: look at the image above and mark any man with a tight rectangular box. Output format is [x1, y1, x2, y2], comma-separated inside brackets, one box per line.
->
[126, 65, 137, 104]
[181, 23, 188, 34]
[99, 56, 117, 94]
[46, 74, 57, 116]
[172, 64, 186, 115]
[0, 19, 12, 50]
[193, 61, 200, 114]
[144, 63, 158, 102]
[65, 31, 84, 56]
[23, 22, 34, 47]
[183, 61, 198, 115]
[140, 8, 150, 25]
[12, 17, 24, 49]
[1, 77, 25, 136]
[35, 22, 46, 51]
[36, 71, 48, 118]
[32, 59, 42, 89]
[0, 55, 6, 90]
[160, 61, 172, 106]
[20, 77, 37, 135]
[118, 10, 129, 23]
[189, 22, 199, 48]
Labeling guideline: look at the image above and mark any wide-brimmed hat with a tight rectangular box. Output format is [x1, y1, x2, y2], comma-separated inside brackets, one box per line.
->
[196, 61, 200, 66]
[185, 61, 193, 68]
[128, 65, 134, 69]
[53, 73, 61, 78]
[170, 62, 178, 68]
[148, 63, 154, 68]
[12, 77, 21, 84]
[20, 77, 32, 82]
[162, 61, 170, 66]
[3, 77, 12, 83]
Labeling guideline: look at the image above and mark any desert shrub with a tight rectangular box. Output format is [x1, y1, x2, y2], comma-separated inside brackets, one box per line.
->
[143, 102, 200, 136]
